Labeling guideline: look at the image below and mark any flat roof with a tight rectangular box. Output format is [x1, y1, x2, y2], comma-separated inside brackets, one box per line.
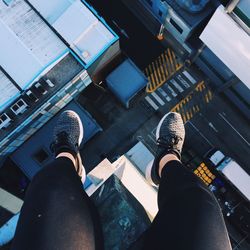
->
[0, 0, 68, 90]
[0, 70, 19, 112]
[28, 0, 118, 67]
[200, 5, 250, 89]
[217, 159, 250, 201]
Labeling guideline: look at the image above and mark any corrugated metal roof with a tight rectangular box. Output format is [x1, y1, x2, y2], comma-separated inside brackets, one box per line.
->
[0, 0, 68, 90]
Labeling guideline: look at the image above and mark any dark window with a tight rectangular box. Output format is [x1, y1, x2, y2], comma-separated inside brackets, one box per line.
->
[146, 0, 153, 7]
[1, 114, 7, 121]
[17, 100, 24, 106]
[33, 148, 49, 164]
[12, 104, 19, 112]
[170, 18, 183, 34]
[158, 10, 163, 17]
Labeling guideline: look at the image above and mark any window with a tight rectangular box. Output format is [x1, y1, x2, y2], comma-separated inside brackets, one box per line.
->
[170, 18, 183, 34]
[17, 100, 24, 106]
[1, 114, 7, 121]
[33, 148, 49, 164]
[0, 113, 11, 129]
[12, 104, 19, 112]
[146, 0, 153, 7]
[27, 90, 39, 102]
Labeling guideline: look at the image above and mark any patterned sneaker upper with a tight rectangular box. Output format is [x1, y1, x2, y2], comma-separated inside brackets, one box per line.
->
[51, 110, 83, 157]
[51, 110, 85, 181]
[156, 112, 185, 159]
[147, 112, 185, 185]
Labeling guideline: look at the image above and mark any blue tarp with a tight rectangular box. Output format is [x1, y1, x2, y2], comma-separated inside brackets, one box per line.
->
[11, 101, 102, 180]
[106, 59, 148, 108]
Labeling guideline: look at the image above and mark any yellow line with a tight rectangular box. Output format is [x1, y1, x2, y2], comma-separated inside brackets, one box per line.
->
[155, 59, 163, 83]
[172, 49, 181, 72]
[158, 56, 167, 81]
[186, 110, 190, 121]
[167, 48, 174, 73]
[195, 105, 200, 112]
[164, 51, 172, 74]
[152, 62, 160, 85]
[192, 106, 196, 113]
[195, 81, 203, 92]
[182, 113, 187, 123]
[146, 68, 153, 92]
[205, 93, 210, 103]
[189, 109, 194, 119]
[178, 101, 183, 109]
[161, 53, 169, 77]
[174, 105, 180, 112]
[148, 64, 157, 89]
[201, 82, 206, 90]
[171, 50, 177, 69]
[208, 89, 213, 100]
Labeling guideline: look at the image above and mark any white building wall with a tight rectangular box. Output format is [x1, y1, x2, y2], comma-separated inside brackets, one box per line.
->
[200, 5, 250, 89]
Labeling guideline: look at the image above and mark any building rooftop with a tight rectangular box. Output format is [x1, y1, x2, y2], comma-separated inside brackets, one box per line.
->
[200, 5, 250, 89]
[164, 0, 214, 27]
[0, 0, 68, 90]
[28, 0, 118, 67]
[0, 53, 84, 141]
[0, 70, 19, 112]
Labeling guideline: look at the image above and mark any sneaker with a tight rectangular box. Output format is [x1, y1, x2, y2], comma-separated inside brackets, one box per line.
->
[146, 112, 185, 185]
[51, 110, 86, 183]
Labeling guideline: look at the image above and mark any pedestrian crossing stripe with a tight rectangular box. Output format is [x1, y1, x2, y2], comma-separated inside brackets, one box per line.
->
[144, 49, 183, 93]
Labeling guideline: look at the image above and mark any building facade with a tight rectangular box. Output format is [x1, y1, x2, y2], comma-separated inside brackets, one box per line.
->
[141, 0, 214, 42]
[0, 0, 119, 164]
[124, 0, 250, 120]
[198, 1, 250, 119]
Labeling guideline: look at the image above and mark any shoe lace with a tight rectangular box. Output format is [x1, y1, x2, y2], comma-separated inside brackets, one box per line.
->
[50, 131, 76, 153]
[156, 135, 182, 148]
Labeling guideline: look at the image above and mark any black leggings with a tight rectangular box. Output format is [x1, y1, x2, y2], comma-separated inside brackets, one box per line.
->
[12, 158, 231, 250]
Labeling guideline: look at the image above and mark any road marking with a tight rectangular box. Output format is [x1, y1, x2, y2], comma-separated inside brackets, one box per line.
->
[167, 85, 177, 97]
[167, 48, 174, 72]
[161, 53, 169, 77]
[145, 49, 183, 93]
[170, 79, 184, 93]
[151, 62, 160, 84]
[176, 74, 190, 88]
[151, 92, 165, 106]
[145, 96, 159, 110]
[158, 56, 166, 80]
[157, 88, 171, 102]
[182, 70, 196, 84]
[219, 113, 250, 146]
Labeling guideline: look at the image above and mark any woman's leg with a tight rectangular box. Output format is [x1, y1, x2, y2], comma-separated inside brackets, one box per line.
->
[12, 157, 103, 250]
[144, 159, 231, 250]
